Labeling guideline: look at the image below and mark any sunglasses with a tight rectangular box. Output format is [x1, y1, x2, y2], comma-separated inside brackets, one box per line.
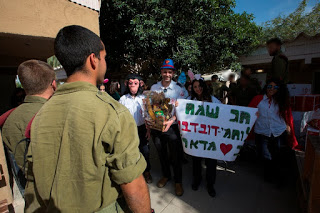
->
[267, 85, 279, 90]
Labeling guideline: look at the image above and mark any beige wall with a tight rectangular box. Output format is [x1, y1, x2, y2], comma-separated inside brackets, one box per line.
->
[0, 0, 100, 67]
[0, 0, 100, 37]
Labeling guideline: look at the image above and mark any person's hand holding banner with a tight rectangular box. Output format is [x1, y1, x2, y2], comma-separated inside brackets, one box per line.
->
[176, 99, 258, 161]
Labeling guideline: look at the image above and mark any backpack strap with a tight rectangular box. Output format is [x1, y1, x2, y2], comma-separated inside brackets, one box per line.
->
[0, 108, 17, 127]
[0, 109, 35, 196]
[25, 115, 36, 139]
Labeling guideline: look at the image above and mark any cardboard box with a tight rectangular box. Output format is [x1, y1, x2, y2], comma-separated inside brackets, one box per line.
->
[291, 95, 320, 112]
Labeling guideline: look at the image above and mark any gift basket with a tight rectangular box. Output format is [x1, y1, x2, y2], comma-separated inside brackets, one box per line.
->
[143, 91, 174, 132]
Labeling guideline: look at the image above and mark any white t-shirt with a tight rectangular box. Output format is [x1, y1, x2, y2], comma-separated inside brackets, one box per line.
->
[119, 94, 145, 126]
[254, 95, 287, 137]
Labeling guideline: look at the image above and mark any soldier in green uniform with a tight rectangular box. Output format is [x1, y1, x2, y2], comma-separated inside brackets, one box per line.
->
[211, 75, 222, 98]
[1, 60, 56, 193]
[267, 38, 289, 83]
[24, 25, 151, 213]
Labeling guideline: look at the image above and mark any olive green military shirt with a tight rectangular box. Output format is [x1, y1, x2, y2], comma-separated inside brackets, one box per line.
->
[268, 50, 289, 83]
[2, 96, 46, 172]
[211, 81, 222, 98]
[25, 81, 146, 213]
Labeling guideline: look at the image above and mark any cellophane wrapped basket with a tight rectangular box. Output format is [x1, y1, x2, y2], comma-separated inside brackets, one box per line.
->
[143, 91, 174, 132]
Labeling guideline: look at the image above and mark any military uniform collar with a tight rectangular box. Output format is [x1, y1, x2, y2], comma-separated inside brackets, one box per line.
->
[24, 95, 47, 104]
[275, 50, 283, 56]
[54, 81, 98, 95]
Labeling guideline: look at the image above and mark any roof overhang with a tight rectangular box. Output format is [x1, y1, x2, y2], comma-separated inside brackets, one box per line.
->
[0, 33, 54, 68]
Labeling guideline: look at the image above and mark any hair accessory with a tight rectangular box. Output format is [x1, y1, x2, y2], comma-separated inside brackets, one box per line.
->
[103, 79, 109, 84]
[188, 69, 195, 81]
[194, 74, 201, 80]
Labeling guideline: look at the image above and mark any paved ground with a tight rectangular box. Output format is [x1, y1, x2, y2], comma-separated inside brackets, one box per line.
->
[11, 142, 300, 213]
[148, 142, 300, 213]
[12, 179, 25, 213]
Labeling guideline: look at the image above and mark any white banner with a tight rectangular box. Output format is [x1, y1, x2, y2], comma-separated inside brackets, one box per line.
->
[287, 84, 312, 96]
[176, 99, 258, 161]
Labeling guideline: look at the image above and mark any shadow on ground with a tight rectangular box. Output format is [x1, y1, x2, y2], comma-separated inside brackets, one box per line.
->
[148, 142, 299, 213]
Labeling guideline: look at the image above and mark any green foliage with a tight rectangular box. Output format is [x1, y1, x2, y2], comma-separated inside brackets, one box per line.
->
[15, 76, 22, 88]
[100, 0, 261, 76]
[261, 0, 320, 43]
[47, 55, 61, 69]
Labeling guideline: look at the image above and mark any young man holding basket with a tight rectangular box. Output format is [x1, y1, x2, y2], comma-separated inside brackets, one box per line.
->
[150, 59, 187, 196]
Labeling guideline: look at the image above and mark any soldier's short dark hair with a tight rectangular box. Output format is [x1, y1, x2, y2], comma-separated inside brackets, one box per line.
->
[229, 74, 235, 79]
[54, 25, 104, 77]
[211, 75, 218, 80]
[267, 38, 283, 46]
[18, 60, 56, 95]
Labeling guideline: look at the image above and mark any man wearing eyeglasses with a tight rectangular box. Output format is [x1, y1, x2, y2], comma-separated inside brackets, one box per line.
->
[150, 59, 188, 197]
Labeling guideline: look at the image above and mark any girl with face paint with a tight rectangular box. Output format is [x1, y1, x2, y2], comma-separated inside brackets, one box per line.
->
[119, 74, 152, 183]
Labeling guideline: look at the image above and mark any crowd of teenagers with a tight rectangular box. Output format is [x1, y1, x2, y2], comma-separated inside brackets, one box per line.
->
[0, 25, 298, 213]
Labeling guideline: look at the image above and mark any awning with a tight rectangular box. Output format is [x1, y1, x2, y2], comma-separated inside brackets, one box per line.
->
[69, 0, 101, 11]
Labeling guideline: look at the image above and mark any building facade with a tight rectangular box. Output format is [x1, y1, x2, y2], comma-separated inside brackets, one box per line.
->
[0, 0, 100, 113]
[240, 33, 320, 91]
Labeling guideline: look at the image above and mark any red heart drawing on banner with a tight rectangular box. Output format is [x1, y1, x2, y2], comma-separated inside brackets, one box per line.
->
[220, 143, 233, 155]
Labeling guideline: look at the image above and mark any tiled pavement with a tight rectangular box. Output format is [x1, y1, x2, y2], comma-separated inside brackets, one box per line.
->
[148, 142, 299, 213]
[11, 142, 299, 213]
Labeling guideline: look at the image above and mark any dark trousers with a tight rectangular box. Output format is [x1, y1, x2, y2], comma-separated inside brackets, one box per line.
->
[255, 132, 287, 180]
[192, 157, 217, 186]
[138, 125, 151, 172]
[152, 124, 183, 183]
